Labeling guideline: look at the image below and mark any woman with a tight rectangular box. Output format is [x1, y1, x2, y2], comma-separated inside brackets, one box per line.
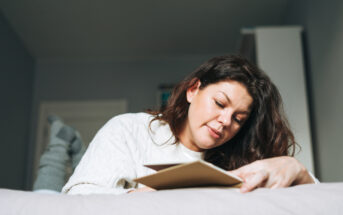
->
[62, 55, 317, 195]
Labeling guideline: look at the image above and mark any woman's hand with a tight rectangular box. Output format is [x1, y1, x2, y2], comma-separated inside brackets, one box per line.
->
[228, 156, 315, 193]
[127, 186, 156, 193]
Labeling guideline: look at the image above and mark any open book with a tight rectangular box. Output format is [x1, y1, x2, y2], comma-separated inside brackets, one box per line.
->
[134, 160, 243, 190]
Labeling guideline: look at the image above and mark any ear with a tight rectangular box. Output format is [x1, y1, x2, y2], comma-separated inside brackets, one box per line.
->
[186, 80, 201, 103]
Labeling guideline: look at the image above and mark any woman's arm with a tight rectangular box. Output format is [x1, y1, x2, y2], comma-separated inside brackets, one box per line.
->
[229, 156, 316, 193]
[62, 115, 138, 195]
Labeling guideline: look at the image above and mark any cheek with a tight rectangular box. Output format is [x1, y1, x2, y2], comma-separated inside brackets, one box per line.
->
[193, 97, 215, 120]
[189, 98, 209, 122]
[188, 95, 219, 132]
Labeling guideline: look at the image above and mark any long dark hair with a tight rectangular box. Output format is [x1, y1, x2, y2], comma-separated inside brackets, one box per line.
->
[149, 55, 296, 170]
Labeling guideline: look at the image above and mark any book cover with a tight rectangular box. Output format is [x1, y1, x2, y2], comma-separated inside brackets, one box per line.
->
[134, 160, 243, 190]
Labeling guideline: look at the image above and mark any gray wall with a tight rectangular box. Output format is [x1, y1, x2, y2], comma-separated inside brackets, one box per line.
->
[285, 0, 343, 181]
[33, 56, 217, 113]
[0, 11, 35, 189]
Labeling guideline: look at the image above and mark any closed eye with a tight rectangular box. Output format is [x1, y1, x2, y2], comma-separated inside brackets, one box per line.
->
[233, 115, 247, 125]
[233, 117, 242, 124]
[215, 100, 225, 108]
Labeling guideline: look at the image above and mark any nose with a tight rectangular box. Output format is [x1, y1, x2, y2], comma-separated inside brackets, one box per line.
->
[217, 110, 232, 127]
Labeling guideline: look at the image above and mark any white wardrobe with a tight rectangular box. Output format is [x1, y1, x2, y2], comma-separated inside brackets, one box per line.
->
[240, 26, 315, 173]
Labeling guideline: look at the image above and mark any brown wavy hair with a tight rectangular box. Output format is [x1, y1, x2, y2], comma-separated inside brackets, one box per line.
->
[149, 55, 297, 170]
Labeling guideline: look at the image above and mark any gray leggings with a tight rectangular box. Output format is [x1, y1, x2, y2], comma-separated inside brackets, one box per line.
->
[33, 118, 85, 192]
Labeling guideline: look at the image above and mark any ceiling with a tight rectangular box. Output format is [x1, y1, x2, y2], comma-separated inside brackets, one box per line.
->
[1, 0, 291, 60]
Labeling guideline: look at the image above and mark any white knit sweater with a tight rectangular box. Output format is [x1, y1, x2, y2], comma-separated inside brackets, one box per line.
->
[62, 113, 203, 195]
[62, 112, 319, 195]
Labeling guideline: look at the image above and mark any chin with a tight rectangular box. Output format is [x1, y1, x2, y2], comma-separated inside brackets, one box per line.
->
[196, 140, 218, 150]
[194, 132, 223, 150]
[200, 139, 227, 150]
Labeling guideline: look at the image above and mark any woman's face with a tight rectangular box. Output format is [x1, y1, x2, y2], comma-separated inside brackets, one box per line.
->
[179, 80, 253, 152]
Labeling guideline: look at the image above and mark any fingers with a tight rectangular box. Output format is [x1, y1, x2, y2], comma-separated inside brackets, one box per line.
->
[144, 187, 156, 192]
[128, 186, 156, 193]
[229, 161, 260, 178]
[229, 157, 310, 193]
[229, 164, 269, 193]
[240, 170, 268, 193]
[228, 168, 243, 178]
[229, 158, 294, 193]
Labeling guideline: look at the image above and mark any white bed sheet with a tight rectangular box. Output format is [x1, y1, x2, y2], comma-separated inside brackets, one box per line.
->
[1, 183, 342, 215]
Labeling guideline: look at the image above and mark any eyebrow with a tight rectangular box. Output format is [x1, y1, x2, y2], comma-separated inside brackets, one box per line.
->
[219, 91, 250, 115]
[219, 91, 231, 103]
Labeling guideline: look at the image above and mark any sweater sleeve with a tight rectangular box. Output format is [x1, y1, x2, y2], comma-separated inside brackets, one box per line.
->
[308, 171, 320, 184]
[62, 115, 138, 195]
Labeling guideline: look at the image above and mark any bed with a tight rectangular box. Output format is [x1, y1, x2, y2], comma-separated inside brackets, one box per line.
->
[1, 182, 342, 215]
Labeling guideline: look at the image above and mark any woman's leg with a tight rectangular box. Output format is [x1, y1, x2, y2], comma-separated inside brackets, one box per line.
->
[70, 131, 86, 171]
[33, 116, 76, 192]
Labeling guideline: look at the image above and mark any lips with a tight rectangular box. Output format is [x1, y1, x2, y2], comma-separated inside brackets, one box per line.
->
[207, 126, 222, 139]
